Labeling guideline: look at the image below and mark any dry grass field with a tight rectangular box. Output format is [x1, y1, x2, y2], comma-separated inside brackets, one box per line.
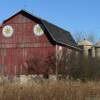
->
[0, 79, 100, 100]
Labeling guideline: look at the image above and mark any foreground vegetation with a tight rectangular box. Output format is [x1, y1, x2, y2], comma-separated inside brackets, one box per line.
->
[0, 80, 100, 100]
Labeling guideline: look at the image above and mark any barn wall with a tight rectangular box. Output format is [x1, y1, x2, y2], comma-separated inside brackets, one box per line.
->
[0, 13, 56, 75]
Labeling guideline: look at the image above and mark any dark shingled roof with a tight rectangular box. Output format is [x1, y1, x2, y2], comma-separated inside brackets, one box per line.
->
[3, 10, 79, 50]
[41, 20, 77, 48]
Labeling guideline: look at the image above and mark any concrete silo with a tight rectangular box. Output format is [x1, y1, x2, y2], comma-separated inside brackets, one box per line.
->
[78, 39, 93, 56]
[95, 41, 100, 58]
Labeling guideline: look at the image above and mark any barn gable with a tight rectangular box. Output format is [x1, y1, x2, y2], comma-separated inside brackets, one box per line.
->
[3, 10, 40, 24]
[0, 11, 51, 46]
[2, 10, 78, 50]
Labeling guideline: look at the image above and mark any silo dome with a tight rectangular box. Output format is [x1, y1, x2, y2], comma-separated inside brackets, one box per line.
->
[78, 39, 93, 46]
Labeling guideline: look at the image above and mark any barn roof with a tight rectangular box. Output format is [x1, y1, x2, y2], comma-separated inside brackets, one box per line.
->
[41, 20, 78, 49]
[3, 10, 79, 50]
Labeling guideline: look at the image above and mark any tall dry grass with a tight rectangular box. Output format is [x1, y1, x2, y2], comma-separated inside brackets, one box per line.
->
[0, 80, 100, 100]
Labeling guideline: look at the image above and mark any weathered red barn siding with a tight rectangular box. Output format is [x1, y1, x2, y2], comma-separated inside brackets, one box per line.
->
[0, 13, 56, 75]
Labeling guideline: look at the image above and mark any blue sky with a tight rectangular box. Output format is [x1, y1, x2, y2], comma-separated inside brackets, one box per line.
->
[0, 0, 100, 41]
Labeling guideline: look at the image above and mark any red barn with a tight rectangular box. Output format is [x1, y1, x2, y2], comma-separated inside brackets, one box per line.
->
[0, 10, 79, 76]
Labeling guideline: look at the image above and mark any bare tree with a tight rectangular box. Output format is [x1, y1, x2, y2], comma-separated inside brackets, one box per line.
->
[75, 32, 96, 43]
